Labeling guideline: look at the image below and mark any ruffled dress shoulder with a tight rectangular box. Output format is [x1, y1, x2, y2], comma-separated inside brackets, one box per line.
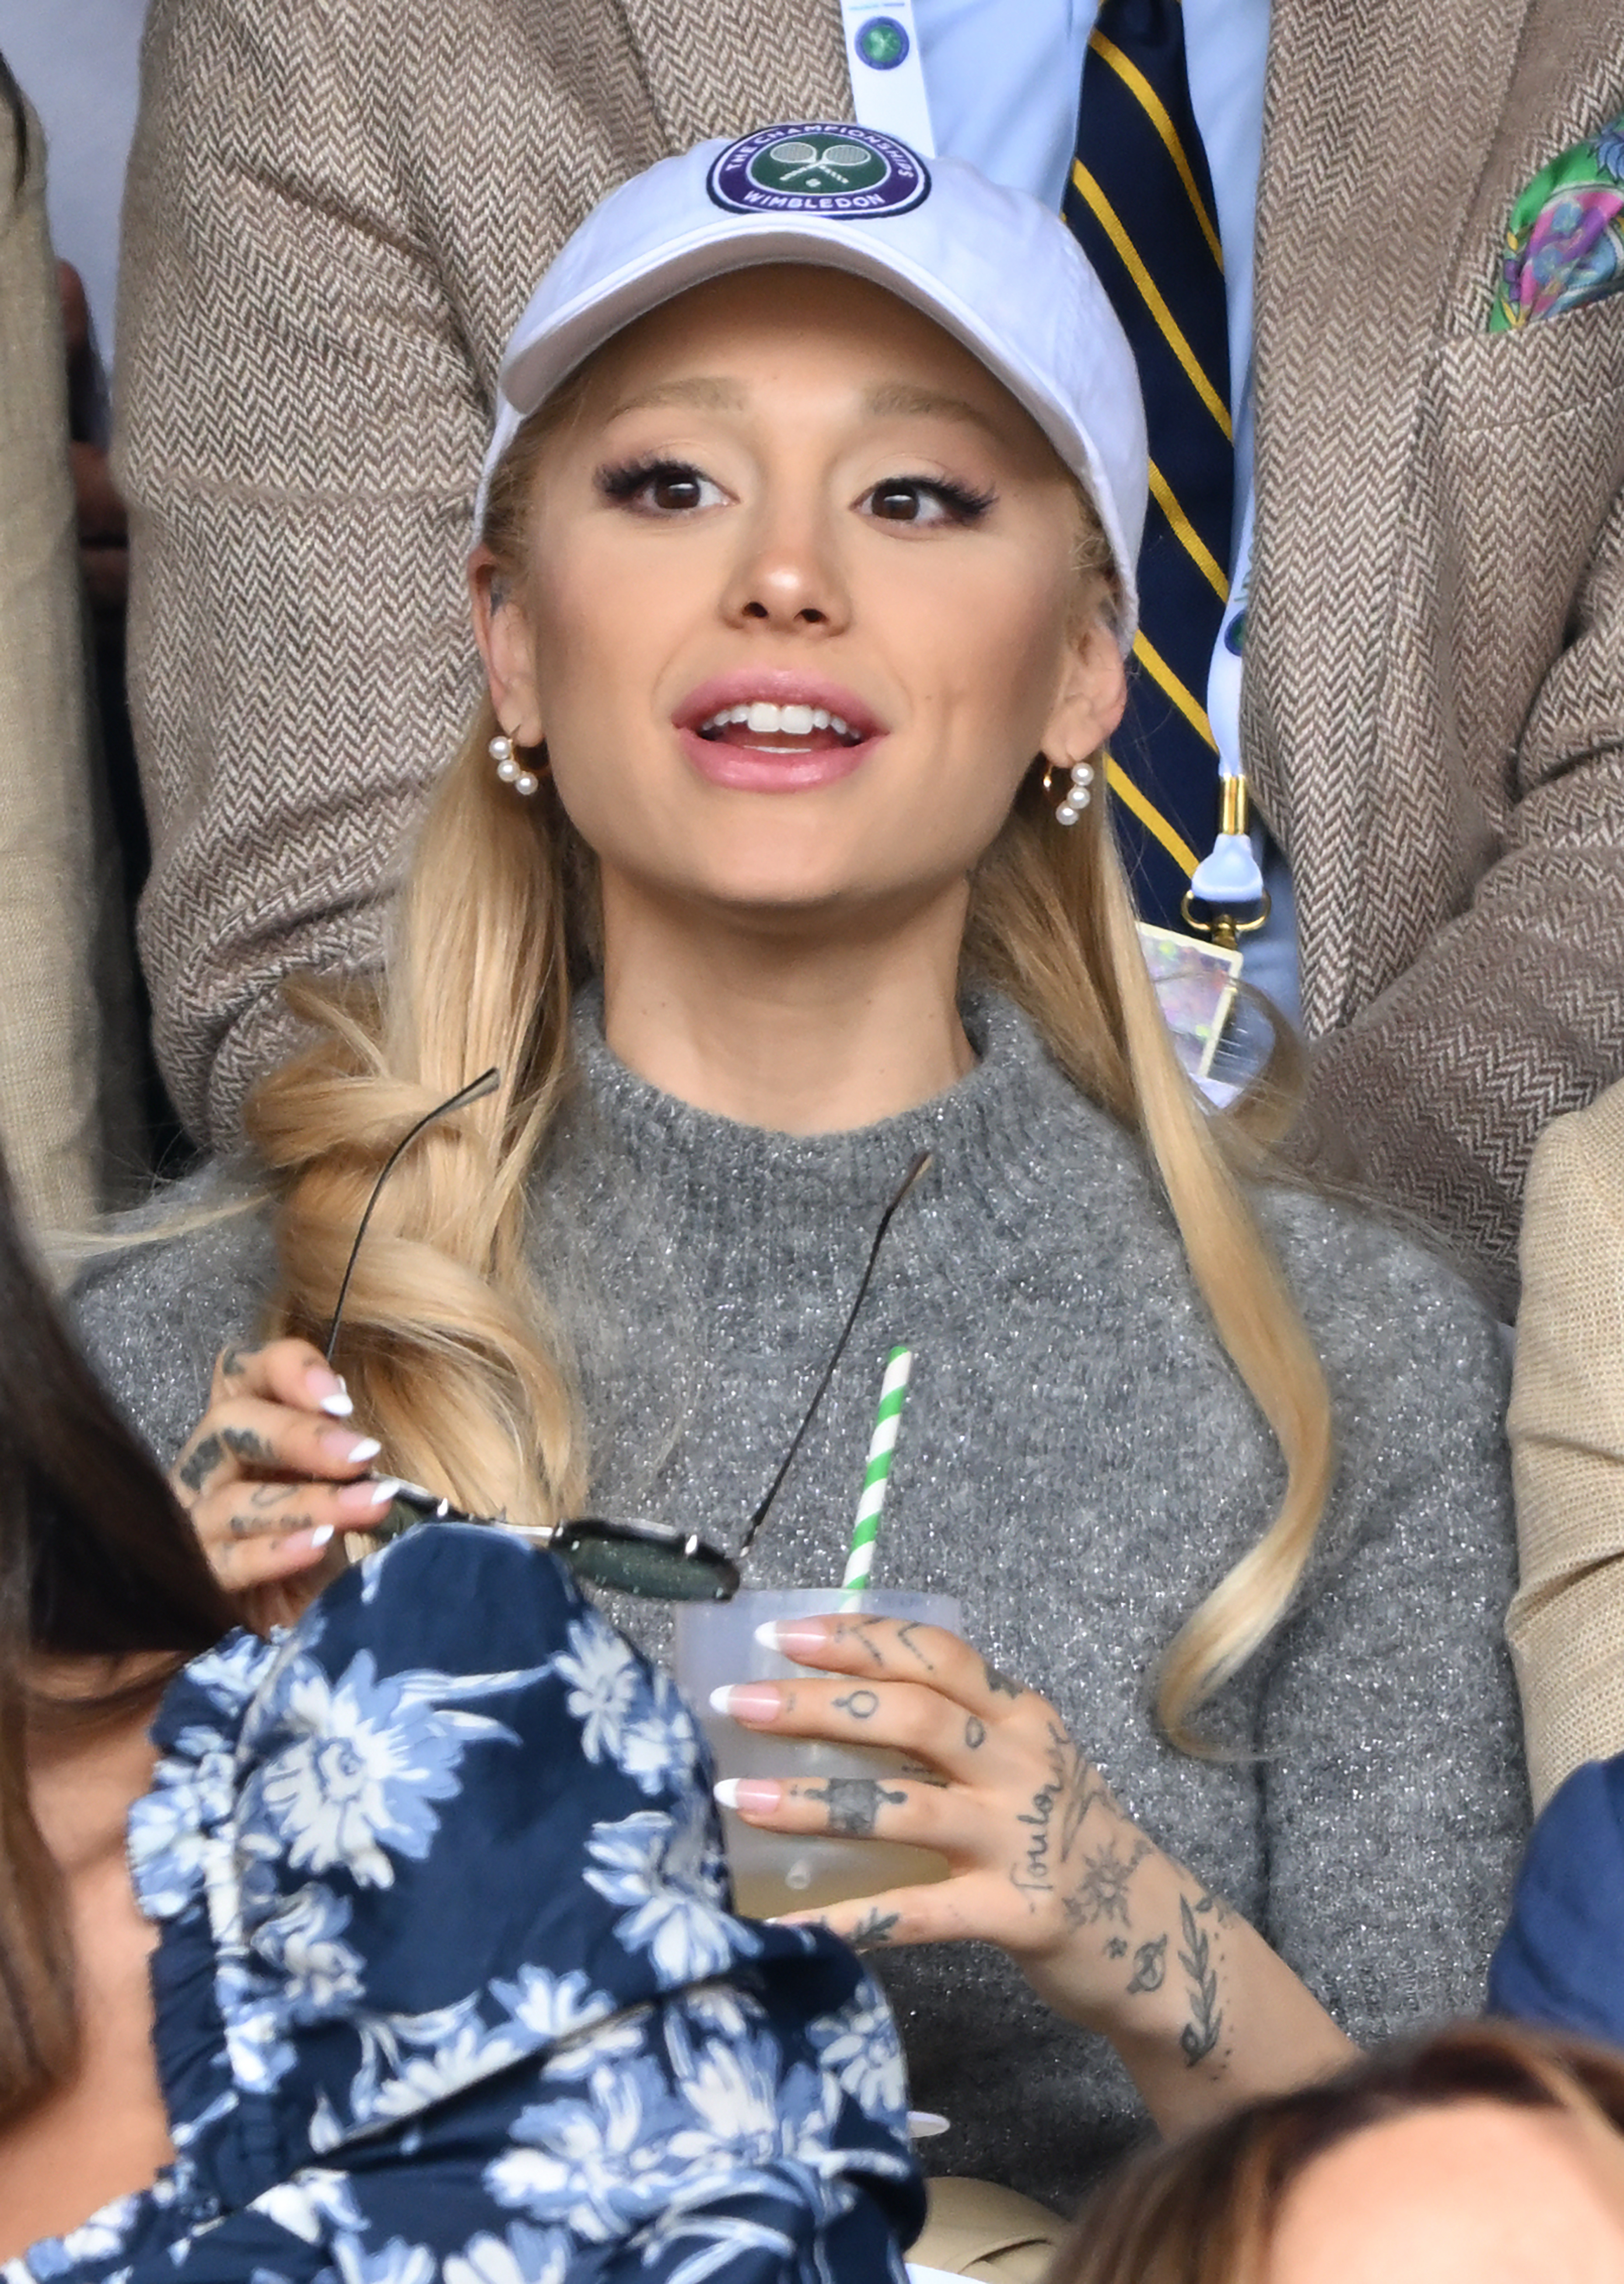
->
[9, 1527, 920, 2284]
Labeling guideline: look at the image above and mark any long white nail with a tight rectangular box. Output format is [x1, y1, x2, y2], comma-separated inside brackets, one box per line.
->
[908, 2111, 950, 2140]
[344, 1436, 382, 1465]
[319, 1391, 354, 1418]
[714, 1778, 744, 1808]
[308, 1524, 335, 1549]
[751, 1621, 784, 1650]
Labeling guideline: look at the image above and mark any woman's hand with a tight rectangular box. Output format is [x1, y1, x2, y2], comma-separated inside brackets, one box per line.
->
[710, 1612, 1354, 2136]
[169, 1340, 400, 1633]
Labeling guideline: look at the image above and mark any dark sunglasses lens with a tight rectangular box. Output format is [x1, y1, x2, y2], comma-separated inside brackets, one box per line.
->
[553, 1521, 741, 1602]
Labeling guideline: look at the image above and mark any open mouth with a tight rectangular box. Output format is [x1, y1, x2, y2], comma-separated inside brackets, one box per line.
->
[695, 701, 867, 756]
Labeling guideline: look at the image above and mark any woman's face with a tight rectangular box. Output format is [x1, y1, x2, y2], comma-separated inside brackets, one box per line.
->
[474, 264, 1124, 937]
[1268, 2101, 1624, 2283]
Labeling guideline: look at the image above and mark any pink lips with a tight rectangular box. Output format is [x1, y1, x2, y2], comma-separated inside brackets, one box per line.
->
[674, 668, 886, 794]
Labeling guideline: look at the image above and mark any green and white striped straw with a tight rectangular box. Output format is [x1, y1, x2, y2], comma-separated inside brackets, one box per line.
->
[842, 1345, 913, 1604]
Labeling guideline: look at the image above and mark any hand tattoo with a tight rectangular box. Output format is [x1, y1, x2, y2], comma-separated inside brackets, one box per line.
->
[1125, 1934, 1168, 1995]
[222, 1425, 278, 1465]
[847, 1907, 902, 1951]
[1064, 1835, 1150, 1929]
[982, 1659, 1024, 1699]
[1177, 1895, 1223, 2066]
[1104, 1937, 1128, 1959]
[833, 1688, 881, 1720]
[804, 1777, 907, 1838]
[177, 1433, 226, 1494]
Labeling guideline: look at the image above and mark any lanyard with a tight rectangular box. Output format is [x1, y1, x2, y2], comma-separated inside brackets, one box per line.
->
[1186, 486, 1265, 916]
[841, 2, 936, 153]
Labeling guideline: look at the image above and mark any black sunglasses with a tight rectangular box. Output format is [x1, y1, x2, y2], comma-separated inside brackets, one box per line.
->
[325, 1069, 931, 1601]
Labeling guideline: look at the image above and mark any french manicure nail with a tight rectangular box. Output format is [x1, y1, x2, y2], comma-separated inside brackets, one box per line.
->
[337, 1476, 403, 1515]
[714, 1777, 782, 1814]
[282, 1523, 335, 1560]
[709, 1683, 782, 1723]
[753, 1618, 828, 1660]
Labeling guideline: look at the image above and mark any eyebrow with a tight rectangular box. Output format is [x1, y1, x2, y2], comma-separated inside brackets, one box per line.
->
[861, 381, 1006, 441]
[606, 376, 748, 417]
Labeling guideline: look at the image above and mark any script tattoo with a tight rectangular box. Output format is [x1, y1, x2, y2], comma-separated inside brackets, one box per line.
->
[899, 1760, 949, 1788]
[847, 1907, 902, 1951]
[1125, 1934, 1168, 1996]
[177, 1433, 226, 1494]
[1177, 1895, 1223, 2067]
[833, 1688, 881, 1721]
[804, 1778, 906, 1838]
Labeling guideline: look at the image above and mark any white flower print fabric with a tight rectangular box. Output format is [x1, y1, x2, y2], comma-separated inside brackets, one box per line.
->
[5, 1528, 919, 2284]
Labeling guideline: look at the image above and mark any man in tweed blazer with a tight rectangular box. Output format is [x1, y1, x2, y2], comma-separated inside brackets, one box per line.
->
[116, 0, 1624, 1310]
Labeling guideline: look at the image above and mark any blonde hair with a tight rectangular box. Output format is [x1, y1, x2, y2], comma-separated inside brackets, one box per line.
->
[248, 382, 1333, 1751]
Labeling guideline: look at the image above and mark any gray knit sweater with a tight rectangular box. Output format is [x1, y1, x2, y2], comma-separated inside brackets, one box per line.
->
[72, 993, 1529, 2207]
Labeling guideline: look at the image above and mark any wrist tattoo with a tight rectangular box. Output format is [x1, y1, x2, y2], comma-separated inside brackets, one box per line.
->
[1064, 1834, 1150, 1929]
[1177, 1894, 1223, 2067]
[804, 1777, 907, 1838]
[1125, 1933, 1168, 1995]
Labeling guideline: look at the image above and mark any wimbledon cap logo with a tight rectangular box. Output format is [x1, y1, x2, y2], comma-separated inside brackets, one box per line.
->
[707, 123, 930, 219]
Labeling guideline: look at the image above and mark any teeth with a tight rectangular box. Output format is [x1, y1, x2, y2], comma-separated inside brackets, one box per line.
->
[696, 700, 863, 740]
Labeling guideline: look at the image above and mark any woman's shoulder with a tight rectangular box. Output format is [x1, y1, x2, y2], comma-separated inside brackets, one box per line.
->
[1260, 1179, 1509, 1393]
[66, 1160, 278, 1465]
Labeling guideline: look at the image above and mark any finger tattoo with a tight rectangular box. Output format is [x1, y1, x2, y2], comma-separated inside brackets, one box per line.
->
[177, 1433, 227, 1494]
[832, 1688, 881, 1721]
[982, 1658, 1024, 1699]
[804, 1777, 907, 1838]
[847, 1907, 902, 1951]
[219, 1346, 251, 1380]
[221, 1425, 278, 1466]
[964, 1714, 986, 1750]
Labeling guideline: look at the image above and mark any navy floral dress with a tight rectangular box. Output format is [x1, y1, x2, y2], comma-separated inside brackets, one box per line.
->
[7, 1527, 921, 2284]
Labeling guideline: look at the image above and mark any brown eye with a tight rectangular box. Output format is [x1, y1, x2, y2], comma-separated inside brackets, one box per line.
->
[870, 481, 926, 522]
[649, 471, 705, 512]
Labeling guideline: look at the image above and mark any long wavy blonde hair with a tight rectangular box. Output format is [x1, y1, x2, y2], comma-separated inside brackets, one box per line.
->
[247, 368, 1333, 1750]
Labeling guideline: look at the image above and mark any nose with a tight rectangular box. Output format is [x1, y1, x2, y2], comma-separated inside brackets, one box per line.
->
[720, 498, 851, 635]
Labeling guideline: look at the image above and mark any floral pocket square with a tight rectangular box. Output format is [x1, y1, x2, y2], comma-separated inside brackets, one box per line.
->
[1490, 114, 1624, 330]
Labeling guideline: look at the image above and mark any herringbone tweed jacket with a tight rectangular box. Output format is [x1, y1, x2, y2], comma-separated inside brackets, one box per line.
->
[116, 0, 1624, 1308]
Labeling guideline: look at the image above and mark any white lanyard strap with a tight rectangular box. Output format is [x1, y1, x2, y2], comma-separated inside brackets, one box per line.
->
[842, 3, 936, 154]
[1188, 486, 1264, 908]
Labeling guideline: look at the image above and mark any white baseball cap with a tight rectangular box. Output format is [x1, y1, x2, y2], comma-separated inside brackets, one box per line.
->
[478, 123, 1148, 648]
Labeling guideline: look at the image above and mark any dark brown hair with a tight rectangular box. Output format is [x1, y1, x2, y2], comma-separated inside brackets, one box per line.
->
[0, 1150, 231, 2120]
[1057, 2021, 1624, 2284]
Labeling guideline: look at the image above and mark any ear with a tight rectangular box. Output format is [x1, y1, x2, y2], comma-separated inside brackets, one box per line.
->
[469, 544, 546, 745]
[1039, 610, 1127, 771]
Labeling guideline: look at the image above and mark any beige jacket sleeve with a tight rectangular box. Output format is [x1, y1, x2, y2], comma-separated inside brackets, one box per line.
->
[1508, 1080, 1624, 1808]
[0, 95, 119, 1230]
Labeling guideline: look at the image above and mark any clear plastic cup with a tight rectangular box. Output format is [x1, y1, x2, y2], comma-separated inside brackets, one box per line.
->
[675, 1586, 962, 1920]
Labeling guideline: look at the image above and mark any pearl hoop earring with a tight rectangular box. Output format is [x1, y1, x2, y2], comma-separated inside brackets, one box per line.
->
[1043, 756, 1095, 827]
[490, 730, 541, 798]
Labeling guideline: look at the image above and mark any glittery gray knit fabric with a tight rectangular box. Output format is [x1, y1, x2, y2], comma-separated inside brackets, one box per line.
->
[71, 993, 1529, 2208]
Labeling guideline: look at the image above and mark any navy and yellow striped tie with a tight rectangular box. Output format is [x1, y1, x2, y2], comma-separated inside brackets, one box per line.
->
[1064, 0, 1232, 931]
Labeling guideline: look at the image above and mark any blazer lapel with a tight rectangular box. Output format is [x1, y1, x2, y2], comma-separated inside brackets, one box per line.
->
[1243, 0, 1539, 1034]
[611, 0, 852, 153]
